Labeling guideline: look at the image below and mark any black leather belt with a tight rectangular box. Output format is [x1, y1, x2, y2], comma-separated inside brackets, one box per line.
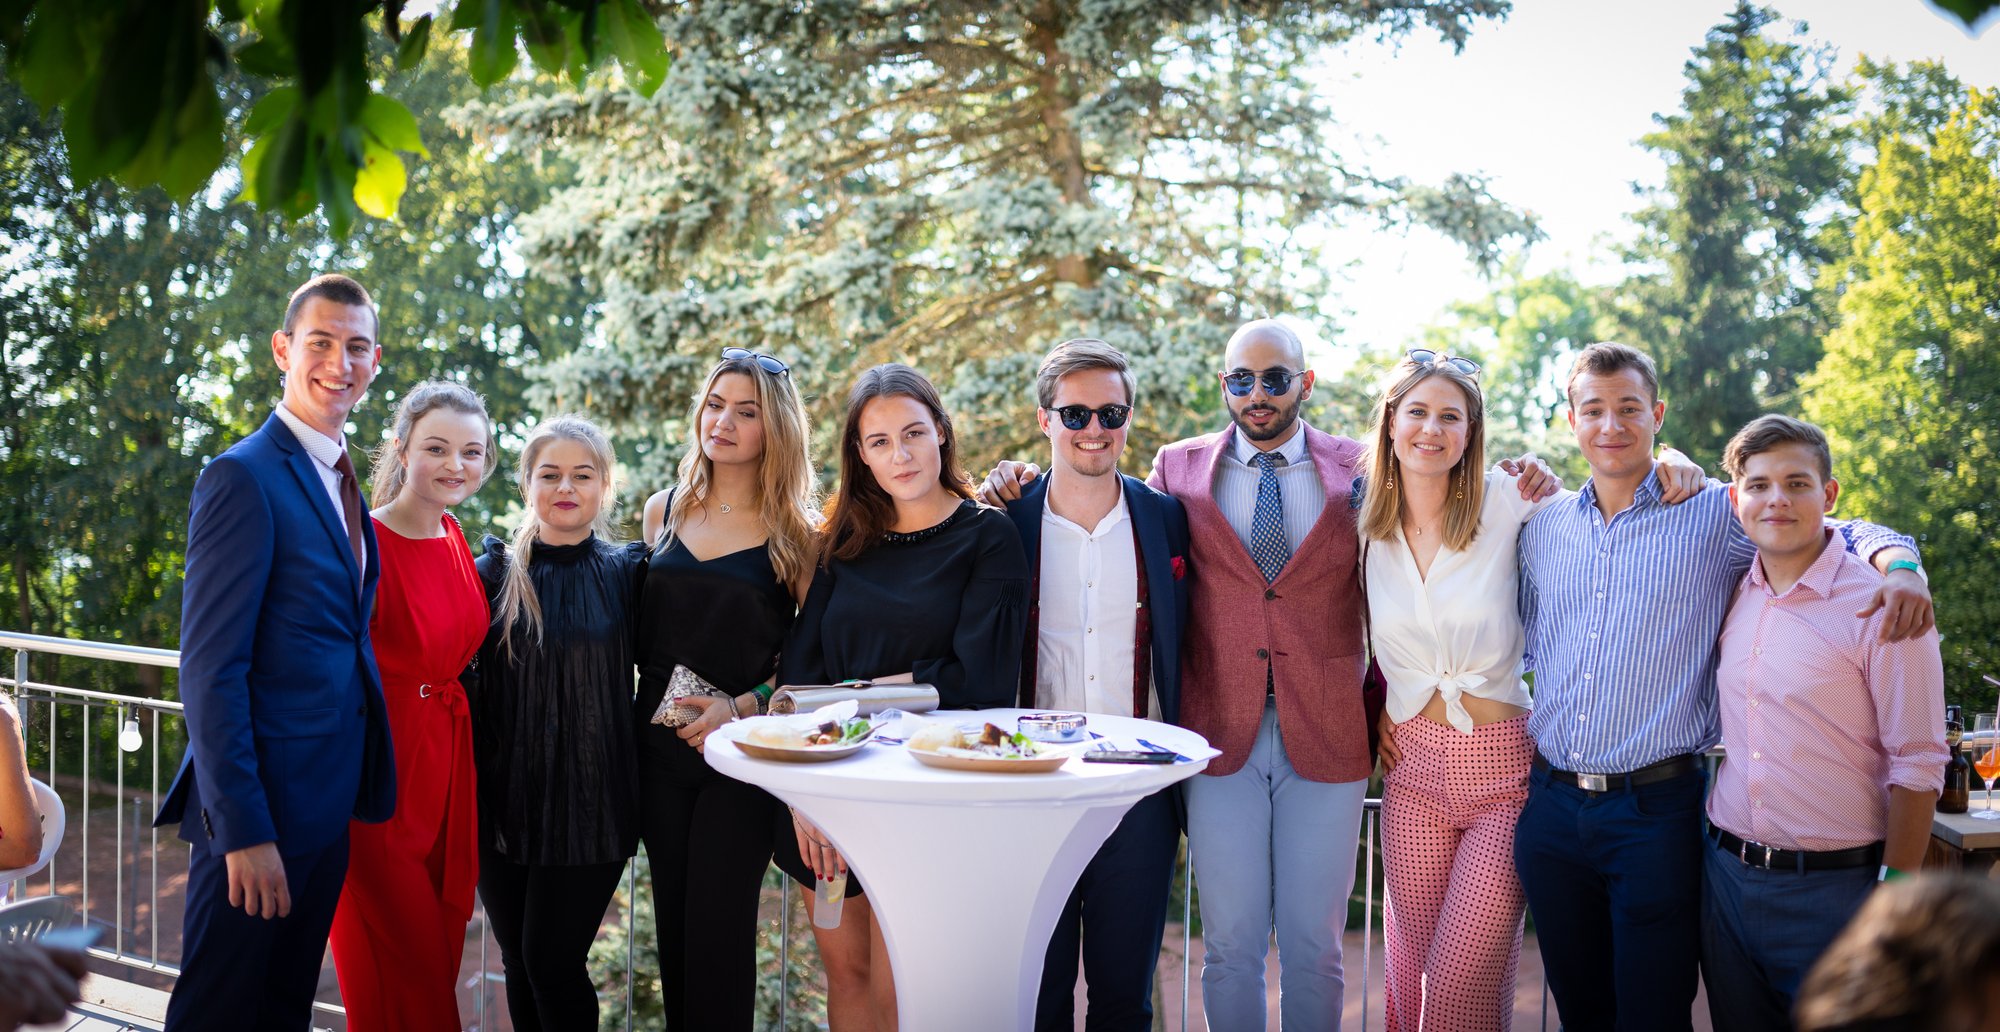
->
[1532, 752, 1698, 793]
[1708, 824, 1883, 872]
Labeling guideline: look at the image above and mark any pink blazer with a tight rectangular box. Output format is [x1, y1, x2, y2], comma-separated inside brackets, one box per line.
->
[1148, 424, 1370, 782]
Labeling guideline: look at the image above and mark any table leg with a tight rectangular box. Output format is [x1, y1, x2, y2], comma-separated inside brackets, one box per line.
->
[776, 792, 1133, 1032]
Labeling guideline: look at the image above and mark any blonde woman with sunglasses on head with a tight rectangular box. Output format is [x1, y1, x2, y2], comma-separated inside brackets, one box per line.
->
[633, 347, 817, 1031]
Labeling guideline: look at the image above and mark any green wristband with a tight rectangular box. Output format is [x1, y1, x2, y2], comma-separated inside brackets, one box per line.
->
[1886, 559, 1924, 579]
[1879, 864, 1907, 882]
[752, 683, 774, 700]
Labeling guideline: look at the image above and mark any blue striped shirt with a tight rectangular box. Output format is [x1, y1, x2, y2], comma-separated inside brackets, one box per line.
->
[1518, 473, 1915, 773]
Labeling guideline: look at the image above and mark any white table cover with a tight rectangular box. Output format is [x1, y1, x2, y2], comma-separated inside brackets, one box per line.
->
[707, 708, 1215, 1032]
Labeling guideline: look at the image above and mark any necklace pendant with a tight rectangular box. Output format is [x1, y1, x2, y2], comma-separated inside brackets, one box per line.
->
[719, 503, 732, 514]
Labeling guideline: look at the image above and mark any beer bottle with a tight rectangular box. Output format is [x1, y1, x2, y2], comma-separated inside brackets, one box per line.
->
[1941, 718, 1971, 814]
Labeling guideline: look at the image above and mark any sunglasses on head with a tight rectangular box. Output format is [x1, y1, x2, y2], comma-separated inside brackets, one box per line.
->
[1221, 368, 1301, 397]
[1049, 403, 1132, 431]
[1407, 348, 1480, 376]
[720, 347, 790, 376]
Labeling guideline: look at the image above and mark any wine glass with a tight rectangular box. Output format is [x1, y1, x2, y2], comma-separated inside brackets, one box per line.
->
[1974, 714, 2000, 819]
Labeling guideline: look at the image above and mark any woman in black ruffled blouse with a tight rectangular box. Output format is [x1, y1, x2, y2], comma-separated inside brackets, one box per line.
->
[467, 415, 645, 1032]
[777, 364, 1029, 1030]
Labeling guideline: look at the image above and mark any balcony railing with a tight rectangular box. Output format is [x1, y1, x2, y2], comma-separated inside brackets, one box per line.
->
[2, 629, 1555, 1031]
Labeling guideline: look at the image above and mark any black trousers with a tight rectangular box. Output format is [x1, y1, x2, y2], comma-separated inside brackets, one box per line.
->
[1034, 788, 1182, 1032]
[477, 840, 626, 1032]
[637, 724, 778, 1031]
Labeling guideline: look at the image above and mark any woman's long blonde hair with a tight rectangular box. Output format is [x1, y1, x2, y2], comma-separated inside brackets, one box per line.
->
[368, 381, 495, 507]
[1358, 357, 1487, 551]
[495, 415, 619, 660]
[658, 354, 818, 585]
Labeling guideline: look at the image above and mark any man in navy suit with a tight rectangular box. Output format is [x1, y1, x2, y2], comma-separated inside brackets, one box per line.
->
[156, 274, 396, 1030]
[1004, 338, 1192, 1032]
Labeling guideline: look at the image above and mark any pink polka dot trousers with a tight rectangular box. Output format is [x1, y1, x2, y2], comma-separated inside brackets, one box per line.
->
[1381, 713, 1533, 1032]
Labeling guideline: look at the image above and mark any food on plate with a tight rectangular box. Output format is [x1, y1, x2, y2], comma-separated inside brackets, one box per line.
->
[908, 721, 1045, 759]
[744, 716, 874, 749]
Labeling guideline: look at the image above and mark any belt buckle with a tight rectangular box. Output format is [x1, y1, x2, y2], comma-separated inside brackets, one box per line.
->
[1577, 772, 1609, 792]
[1763, 845, 1776, 868]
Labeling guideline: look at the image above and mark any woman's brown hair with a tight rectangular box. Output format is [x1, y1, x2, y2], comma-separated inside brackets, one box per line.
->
[820, 364, 972, 563]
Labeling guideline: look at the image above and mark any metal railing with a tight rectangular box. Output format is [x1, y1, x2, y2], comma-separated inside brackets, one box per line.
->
[2, 629, 1550, 1031]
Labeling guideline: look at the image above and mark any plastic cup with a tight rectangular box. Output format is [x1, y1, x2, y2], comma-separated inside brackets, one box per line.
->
[814, 871, 847, 929]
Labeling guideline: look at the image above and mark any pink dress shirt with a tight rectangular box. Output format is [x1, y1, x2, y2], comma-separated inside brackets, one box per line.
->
[1707, 532, 1947, 851]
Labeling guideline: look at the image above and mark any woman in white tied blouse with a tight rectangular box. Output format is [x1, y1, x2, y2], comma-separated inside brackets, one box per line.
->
[1360, 351, 1701, 1031]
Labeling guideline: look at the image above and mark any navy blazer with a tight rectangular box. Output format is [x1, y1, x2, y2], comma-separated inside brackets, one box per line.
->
[155, 413, 396, 857]
[1004, 473, 1191, 725]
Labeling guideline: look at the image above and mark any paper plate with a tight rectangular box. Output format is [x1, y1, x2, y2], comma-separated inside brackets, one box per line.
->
[907, 747, 1070, 773]
[736, 739, 873, 763]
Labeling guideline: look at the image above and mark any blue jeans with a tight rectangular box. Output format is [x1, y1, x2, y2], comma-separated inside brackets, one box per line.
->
[1513, 763, 1705, 1032]
[1186, 698, 1368, 1031]
[1698, 832, 1876, 1032]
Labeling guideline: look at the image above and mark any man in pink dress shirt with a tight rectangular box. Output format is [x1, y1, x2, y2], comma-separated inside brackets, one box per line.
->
[1702, 413, 1948, 1032]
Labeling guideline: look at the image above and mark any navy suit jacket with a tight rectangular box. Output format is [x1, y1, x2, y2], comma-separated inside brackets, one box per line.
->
[1003, 473, 1191, 726]
[155, 413, 396, 858]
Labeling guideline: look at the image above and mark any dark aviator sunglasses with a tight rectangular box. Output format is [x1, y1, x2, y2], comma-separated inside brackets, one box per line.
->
[1221, 368, 1302, 398]
[720, 347, 790, 376]
[1049, 403, 1132, 431]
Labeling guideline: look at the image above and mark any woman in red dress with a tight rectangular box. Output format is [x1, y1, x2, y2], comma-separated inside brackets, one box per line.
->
[329, 381, 494, 1030]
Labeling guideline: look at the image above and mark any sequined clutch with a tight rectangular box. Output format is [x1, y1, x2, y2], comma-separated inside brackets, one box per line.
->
[651, 664, 731, 728]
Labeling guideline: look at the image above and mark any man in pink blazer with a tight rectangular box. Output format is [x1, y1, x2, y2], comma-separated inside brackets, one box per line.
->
[1142, 320, 1370, 1029]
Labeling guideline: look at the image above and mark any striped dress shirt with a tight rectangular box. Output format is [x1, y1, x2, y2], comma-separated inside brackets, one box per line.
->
[1214, 422, 1327, 557]
[1518, 474, 1916, 774]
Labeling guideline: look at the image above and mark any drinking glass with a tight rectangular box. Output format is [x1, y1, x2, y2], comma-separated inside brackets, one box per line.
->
[1974, 714, 2000, 819]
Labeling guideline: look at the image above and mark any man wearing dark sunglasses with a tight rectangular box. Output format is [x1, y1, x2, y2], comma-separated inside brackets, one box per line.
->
[998, 338, 1192, 1032]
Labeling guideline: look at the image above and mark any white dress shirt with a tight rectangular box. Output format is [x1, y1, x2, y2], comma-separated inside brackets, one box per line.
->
[1366, 468, 1554, 732]
[1036, 487, 1159, 719]
[275, 402, 354, 538]
[1215, 422, 1325, 556]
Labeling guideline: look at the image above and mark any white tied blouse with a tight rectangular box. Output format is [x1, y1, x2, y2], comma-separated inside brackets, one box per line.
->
[1365, 468, 1556, 734]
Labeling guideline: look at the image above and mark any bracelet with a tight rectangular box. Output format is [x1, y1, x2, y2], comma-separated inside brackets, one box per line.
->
[1879, 864, 1907, 882]
[751, 683, 774, 713]
[1885, 559, 1925, 580]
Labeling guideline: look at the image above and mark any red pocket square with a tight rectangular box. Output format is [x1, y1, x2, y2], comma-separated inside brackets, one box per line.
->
[1170, 556, 1187, 580]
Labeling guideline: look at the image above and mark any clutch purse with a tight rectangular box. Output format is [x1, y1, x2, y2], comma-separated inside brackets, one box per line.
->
[651, 664, 732, 727]
[769, 682, 941, 716]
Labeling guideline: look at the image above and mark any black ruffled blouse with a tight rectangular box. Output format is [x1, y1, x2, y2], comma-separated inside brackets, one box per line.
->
[778, 500, 1029, 708]
[469, 534, 647, 866]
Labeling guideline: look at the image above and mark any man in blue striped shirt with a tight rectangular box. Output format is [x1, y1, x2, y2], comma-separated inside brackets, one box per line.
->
[1513, 342, 1933, 1032]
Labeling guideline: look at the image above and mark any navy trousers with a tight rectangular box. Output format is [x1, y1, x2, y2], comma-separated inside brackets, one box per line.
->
[1513, 764, 1705, 1032]
[164, 830, 350, 1032]
[1034, 787, 1181, 1032]
[1698, 833, 1876, 1032]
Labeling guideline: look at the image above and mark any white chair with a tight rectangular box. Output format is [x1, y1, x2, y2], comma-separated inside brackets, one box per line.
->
[0, 779, 64, 900]
[0, 893, 75, 944]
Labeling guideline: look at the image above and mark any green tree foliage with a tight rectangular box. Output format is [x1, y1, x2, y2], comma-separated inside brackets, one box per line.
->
[0, 0, 666, 233]
[1803, 74, 2000, 701]
[474, 0, 1539, 493]
[0, 44, 590, 699]
[1609, 1, 1851, 465]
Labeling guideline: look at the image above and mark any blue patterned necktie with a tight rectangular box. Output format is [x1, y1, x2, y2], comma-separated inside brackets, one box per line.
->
[1250, 451, 1290, 582]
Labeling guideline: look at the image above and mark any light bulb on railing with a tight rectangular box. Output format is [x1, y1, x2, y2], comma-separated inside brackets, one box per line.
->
[118, 716, 143, 753]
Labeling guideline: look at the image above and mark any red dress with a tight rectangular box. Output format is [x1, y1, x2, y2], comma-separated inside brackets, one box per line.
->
[330, 515, 487, 1030]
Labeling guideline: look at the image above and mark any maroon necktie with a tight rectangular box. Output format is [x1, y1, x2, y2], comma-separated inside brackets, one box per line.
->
[332, 450, 367, 586]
